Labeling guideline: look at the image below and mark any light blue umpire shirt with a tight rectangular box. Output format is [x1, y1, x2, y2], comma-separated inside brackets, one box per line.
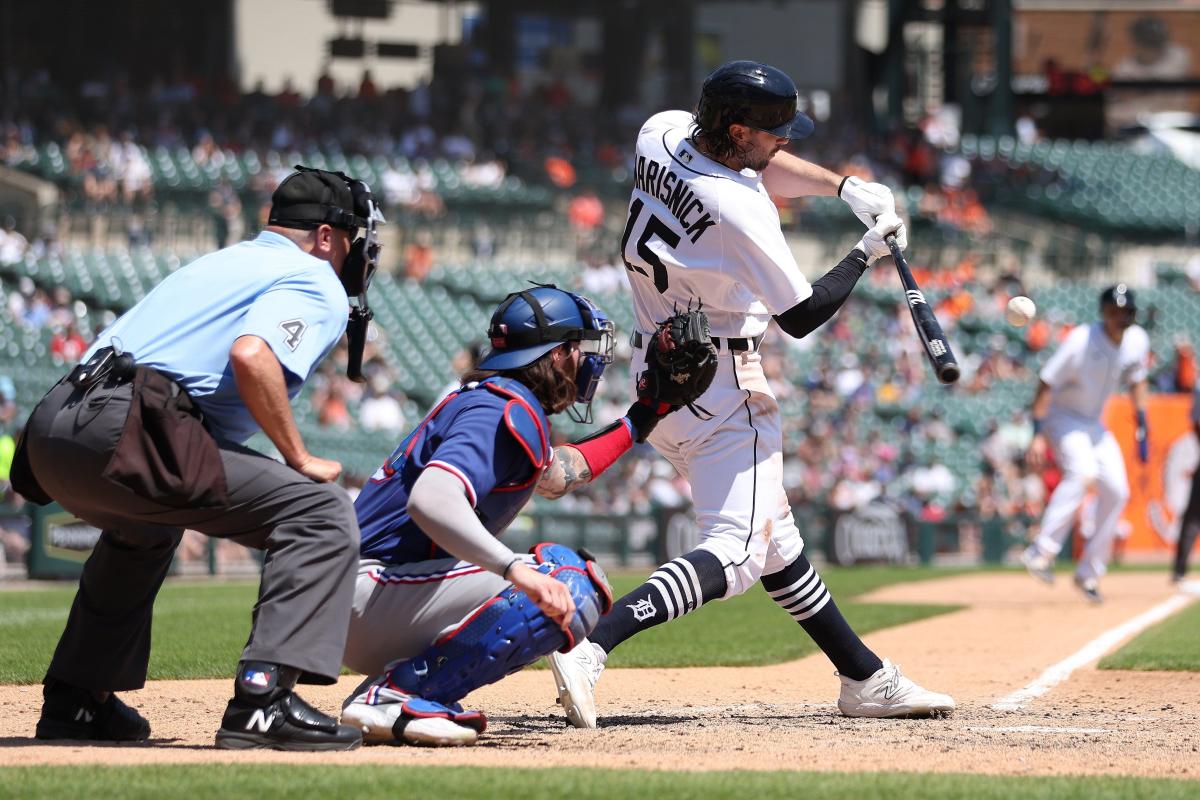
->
[84, 231, 350, 444]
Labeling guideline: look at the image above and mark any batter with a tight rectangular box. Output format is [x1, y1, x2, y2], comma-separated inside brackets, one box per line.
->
[547, 60, 955, 728]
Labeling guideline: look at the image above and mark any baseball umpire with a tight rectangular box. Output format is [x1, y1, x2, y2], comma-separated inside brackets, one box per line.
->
[547, 60, 954, 728]
[12, 166, 385, 750]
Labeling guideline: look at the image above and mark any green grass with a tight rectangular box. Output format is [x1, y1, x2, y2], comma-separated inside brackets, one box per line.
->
[0, 567, 965, 684]
[0, 582, 260, 684]
[0, 766, 1196, 800]
[1100, 601, 1200, 672]
[603, 565, 967, 668]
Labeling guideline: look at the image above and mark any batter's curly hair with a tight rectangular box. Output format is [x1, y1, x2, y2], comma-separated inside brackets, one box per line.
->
[463, 347, 577, 414]
[690, 117, 749, 166]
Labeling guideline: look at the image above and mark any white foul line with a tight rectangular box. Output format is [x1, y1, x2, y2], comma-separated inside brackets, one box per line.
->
[992, 593, 1196, 712]
[968, 725, 1112, 735]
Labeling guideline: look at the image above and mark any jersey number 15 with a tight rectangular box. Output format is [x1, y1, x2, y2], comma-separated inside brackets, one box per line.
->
[620, 198, 679, 294]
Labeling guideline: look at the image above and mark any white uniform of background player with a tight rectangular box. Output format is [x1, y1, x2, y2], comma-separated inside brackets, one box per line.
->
[548, 60, 955, 728]
[1022, 284, 1150, 602]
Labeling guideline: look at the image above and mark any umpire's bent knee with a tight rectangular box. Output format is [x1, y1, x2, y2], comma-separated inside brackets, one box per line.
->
[310, 482, 361, 564]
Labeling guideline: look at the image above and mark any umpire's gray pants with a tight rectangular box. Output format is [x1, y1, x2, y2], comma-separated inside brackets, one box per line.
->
[25, 378, 359, 692]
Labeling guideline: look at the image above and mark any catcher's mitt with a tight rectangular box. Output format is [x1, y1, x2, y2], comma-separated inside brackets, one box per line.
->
[637, 307, 718, 417]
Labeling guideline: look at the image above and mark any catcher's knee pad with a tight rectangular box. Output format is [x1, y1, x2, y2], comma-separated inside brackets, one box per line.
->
[385, 543, 613, 705]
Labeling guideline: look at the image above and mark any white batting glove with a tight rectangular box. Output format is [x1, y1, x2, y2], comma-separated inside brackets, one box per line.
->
[854, 212, 907, 266]
[839, 176, 896, 228]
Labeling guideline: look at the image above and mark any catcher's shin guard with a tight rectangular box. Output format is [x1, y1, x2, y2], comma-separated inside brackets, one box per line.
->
[384, 544, 613, 705]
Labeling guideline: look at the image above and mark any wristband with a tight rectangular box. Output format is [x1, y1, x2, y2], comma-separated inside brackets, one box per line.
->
[570, 418, 634, 479]
[837, 175, 851, 197]
[1032, 418, 1044, 435]
[501, 557, 521, 580]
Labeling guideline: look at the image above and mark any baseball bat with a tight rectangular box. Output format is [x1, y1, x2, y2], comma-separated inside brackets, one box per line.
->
[885, 234, 960, 385]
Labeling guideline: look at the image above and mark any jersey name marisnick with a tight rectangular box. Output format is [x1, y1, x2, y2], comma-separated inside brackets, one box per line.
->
[633, 155, 717, 243]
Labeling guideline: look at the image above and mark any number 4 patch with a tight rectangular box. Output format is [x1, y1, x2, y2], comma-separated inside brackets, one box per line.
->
[279, 318, 307, 351]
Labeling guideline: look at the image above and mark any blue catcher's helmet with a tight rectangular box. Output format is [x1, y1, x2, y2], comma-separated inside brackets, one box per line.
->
[696, 60, 814, 140]
[479, 285, 615, 415]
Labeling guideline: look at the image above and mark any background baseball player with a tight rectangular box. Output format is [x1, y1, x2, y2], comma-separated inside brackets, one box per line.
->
[1022, 284, 1150, 602]
[547, 60, 955, 729]
[339, 286, 705, 746]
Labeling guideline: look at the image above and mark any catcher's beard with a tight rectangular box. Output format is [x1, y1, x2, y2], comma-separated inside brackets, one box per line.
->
[463, 354, 577, 415]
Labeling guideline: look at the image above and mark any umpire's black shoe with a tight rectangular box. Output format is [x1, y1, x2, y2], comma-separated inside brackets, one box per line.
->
[215, 691, 362, 751]
[35, 681, 151, 742]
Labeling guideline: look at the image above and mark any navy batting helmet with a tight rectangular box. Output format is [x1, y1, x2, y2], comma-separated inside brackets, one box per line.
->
[1100, 283, 1137, 311]
[479, 286, 614, 408]
[696, 60, 814, 140]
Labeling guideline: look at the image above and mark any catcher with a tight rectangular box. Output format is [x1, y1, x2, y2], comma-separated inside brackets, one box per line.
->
[338, 286, 713, 746]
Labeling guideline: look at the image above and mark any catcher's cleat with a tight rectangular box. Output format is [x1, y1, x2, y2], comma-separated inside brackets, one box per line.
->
[837, 659, 956, 719]
[1074, 575, 1103, 604]
[1021, 548, 1055, 585]
[35, 681, 150, 742]
[547, 638, 607, 729]
[341, 699, 480, 747]
[215, 691, 361, 751]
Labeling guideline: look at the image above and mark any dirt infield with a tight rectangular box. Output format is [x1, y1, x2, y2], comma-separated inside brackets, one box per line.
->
[2, 572, 1197, 777]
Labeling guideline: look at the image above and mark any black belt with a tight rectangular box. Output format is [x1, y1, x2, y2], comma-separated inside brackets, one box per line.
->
[630, 331, 764, 354]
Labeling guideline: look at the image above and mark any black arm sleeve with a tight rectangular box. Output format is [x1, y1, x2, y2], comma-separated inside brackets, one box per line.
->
[772, 249, 869, 340]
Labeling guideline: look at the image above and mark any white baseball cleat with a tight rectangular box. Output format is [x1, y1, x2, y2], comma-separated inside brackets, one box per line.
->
[1074, 575, 1103, 604]
[837, 659, 956, 719]
[341, 700, 478, 747]
[547, 639, 607, 729]
[1021, 548, 1055, 585]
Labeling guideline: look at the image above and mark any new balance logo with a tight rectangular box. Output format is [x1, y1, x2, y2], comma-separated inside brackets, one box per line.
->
[905, 290, 926, 307]
[929, 339, 947, 356]
[74, 708, 94, 723]
[627, 596, 657, 622]
[246, 708, 277, 733]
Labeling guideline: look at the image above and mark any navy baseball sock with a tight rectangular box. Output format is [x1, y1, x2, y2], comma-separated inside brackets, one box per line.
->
[589, 549, 726, 654]
[761, 554, 883, 681]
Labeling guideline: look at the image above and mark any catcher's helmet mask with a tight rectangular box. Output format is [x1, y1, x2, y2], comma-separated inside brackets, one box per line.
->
[695, 60, 815, 142]
[480, 284, 614, 422]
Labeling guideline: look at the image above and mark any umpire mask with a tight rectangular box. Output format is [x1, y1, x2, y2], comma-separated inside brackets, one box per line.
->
[343, 179, 385, 298]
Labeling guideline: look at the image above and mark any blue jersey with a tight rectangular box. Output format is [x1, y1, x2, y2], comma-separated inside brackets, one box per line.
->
[85, 231, 349, 443]
[356, 377, 552, 565]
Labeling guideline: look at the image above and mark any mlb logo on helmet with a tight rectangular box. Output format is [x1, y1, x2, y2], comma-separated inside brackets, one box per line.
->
[491, 324, 509, 349]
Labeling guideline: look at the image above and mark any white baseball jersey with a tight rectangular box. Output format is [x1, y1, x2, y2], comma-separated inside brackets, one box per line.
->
[623, 110, 813, 338]
[1039, 322, 1149, 422]
[623, 110, 813, 598]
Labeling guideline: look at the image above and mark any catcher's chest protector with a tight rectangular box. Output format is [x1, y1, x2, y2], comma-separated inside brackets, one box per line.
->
[376, 378, 551, 548]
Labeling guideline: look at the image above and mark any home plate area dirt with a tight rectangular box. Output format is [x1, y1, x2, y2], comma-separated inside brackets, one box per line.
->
[1, 572, 1196, 777]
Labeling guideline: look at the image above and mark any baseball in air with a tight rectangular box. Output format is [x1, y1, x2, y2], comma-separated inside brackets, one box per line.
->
[1006, 295, 1037, 328]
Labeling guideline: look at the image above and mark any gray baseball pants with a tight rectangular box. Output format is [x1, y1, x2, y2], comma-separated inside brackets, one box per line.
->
[24, 377, 359, 692]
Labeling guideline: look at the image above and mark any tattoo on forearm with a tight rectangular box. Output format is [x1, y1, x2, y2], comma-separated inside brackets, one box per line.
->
[537, 446, 593, 498]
